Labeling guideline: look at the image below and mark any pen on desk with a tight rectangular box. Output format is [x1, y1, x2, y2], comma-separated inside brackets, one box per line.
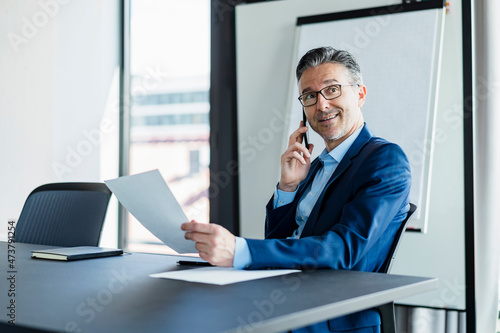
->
[177, 260, 213, 266]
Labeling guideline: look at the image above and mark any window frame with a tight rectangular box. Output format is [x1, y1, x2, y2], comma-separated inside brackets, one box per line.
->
[118, 0, 244, 250]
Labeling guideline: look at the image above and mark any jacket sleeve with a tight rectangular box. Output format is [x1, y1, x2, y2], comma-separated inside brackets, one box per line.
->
[264, 159, 321, 239]
[245, 142, 411, 270]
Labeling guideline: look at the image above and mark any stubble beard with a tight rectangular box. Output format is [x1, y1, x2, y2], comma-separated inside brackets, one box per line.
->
[310, 113, 347, 143]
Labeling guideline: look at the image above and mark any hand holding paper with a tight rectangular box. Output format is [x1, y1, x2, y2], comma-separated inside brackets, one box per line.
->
[182, 220, 235, 267]
[105, 170, 197, 254]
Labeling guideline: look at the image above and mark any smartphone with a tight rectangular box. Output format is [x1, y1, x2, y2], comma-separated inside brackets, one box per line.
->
[302, 109, 309, 150]
[177, 260, 212, 266]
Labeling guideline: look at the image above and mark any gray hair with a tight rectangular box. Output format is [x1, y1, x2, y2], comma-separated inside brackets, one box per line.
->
[296, 47, 363, 84]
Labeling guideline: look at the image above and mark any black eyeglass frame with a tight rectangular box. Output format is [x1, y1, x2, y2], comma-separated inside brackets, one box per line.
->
[297, 83, 360, 107]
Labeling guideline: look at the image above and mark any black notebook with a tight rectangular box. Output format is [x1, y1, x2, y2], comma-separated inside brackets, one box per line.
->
[31, 246, 123, 261]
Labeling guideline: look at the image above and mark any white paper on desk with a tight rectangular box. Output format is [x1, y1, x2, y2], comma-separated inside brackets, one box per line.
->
[104, 169, 196, 254]
[150, 267, 301, 285]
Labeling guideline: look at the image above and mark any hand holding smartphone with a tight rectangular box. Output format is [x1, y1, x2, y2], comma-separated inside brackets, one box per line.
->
[302, 109, 309, 150]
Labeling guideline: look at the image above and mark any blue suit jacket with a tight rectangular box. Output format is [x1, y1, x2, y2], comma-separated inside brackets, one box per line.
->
[245, 125, 411, 332]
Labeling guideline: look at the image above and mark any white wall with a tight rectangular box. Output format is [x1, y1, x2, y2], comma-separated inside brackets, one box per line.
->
[0, 0, 120, 246]
[236, 0, 466, 310]
[474, 0, 500, 331]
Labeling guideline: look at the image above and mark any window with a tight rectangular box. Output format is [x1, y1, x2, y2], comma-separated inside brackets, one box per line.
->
[127, 0, 210, 254]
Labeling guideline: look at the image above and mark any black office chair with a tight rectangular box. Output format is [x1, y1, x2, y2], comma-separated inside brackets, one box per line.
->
[378, 203, 417, 333]
[14, 182, 111, 247]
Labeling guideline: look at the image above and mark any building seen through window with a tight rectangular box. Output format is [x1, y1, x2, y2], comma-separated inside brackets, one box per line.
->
[128, 0, 210, 254]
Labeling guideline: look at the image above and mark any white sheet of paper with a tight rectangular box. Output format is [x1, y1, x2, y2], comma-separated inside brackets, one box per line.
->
[105, 169, 196, 254]
[150, 267, 301, 285]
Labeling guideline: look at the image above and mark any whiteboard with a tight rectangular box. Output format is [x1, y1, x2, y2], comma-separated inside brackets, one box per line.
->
[286, 6, 445, 232]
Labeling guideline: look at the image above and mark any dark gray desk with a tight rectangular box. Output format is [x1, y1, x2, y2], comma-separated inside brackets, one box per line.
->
[1, 242, 436, 333]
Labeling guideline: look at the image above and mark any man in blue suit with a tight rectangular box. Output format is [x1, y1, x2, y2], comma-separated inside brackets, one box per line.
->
[182, 47, 411, 333]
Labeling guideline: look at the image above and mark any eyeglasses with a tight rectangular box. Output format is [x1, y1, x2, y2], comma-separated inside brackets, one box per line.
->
[297, 84, 359, 107]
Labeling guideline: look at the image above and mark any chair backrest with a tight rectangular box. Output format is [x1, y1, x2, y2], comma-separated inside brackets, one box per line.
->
[380, 203, 417, 274]
[14, 182, 111, 247]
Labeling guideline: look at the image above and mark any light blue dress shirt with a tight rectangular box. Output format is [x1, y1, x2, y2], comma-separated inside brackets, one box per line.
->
[233, 126, 364, 269]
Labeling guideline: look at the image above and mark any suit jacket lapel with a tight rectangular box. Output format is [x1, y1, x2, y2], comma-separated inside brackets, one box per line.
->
[326, 125, 374, 187]
[266, 158, 323, 239]
[300, 125, 374, 237]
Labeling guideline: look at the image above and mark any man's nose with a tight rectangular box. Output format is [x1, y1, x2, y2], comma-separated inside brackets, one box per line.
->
[316, 93, 330, 111]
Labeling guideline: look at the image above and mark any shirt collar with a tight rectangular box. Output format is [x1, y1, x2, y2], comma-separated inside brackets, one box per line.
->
[319, 124, 364, 163]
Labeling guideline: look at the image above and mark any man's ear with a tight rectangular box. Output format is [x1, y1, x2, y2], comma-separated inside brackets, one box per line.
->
[357, 85, 367, 107]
